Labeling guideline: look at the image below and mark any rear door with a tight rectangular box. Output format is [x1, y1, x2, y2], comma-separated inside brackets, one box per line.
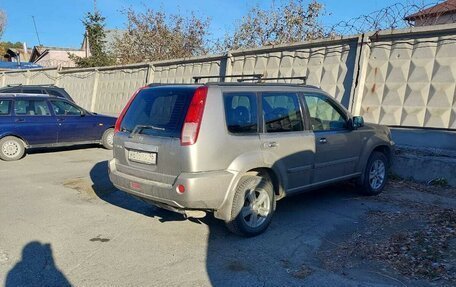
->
[302, 92, 362, 183]
[259, 92, 315, 191]
[50, 100, 99, 142]
[114, 86, 196, 185]
[12, 99, 58, 145]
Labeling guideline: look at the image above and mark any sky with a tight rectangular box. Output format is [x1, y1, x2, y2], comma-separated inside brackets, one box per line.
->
[1, 0, 436, 49]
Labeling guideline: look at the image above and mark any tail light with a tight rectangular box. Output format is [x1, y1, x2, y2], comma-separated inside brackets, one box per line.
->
[181, 86, 208, 146]
[114, 86, 147, 133]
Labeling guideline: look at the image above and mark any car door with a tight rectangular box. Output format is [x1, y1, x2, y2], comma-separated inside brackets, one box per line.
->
[50, 100, 99, 143]
[12, 99, 58, 145]
[302, 92, 362, 183]
[259, 92, 315, 192]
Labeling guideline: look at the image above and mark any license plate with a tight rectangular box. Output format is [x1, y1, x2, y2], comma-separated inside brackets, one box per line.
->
[128, 150, 157, 165]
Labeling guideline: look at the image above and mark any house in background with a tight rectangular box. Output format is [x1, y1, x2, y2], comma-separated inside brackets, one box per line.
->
[405, 0, 456, 26]
[29, 46, 88, 68]
[81, 29, 124, 53]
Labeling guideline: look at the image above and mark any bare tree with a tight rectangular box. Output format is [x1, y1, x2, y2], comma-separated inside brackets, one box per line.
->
[0, 10, 6, 40]
[216, 0, 325, 51]
[113, 8, 210, 64]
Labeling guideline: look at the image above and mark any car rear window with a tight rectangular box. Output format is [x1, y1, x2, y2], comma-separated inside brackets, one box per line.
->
[120, 86, 197, 137]
[0, 100, 11, 115]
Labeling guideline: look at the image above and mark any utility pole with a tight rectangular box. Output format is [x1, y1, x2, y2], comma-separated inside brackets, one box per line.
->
[93, 0, 97, 13]
[32, 16, 42, 46]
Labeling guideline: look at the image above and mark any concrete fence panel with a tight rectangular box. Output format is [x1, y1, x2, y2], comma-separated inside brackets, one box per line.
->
[229, 38, 359, 108]
[151, 55, 225, 84]
[3, 71, 29, 86]
[58, 71, 97, 111]
[95, 65, 149, 116]
[28, 69, 59, 85]
[357, 25, 456, 129]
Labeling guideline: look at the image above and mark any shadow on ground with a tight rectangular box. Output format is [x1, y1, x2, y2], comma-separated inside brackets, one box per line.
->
[88, 160, 401, 286]
[5, 242, 71, 287]
[27, 144, 102, 155]
[89, 161, 185, 222]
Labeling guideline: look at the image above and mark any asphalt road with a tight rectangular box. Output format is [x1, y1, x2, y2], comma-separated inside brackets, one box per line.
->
[0, 146, 438, 286]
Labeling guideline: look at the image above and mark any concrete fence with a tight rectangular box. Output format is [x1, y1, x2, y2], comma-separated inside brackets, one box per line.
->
[1, 24, 456, 129]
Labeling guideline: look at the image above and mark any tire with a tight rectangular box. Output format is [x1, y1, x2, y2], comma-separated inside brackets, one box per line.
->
[225, 175, 275, 237]
[101, 128, 114, 150]
[0, 136, 25, 161]
[358, 151, 388, 195]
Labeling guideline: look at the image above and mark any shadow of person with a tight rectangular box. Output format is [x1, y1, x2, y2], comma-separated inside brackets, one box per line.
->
[6, 241, 71, 287]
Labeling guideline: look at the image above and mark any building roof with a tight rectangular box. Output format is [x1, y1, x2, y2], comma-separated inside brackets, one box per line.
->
[0, 61, 42, 70]
[405, 0, 456, 20]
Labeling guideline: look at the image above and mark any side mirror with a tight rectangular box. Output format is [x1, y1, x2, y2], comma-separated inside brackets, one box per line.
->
[352, 116, 364, 129]
[80, 110, 86, 117]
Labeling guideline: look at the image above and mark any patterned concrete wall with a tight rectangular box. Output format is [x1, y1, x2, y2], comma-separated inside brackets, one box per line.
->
[230, 38, 359, 107]
[95, 67, 149, 116]
[359, 27, 456, 129]
[28, 70, 59, 85]
[1, 24, 456, 130]
[152, 56, 224, 84]
[3, 71, 28, 86]
[58, 71, 97, 111]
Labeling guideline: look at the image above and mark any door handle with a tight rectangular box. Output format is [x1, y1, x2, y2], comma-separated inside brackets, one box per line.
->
[57, 118, 65, 122]
[263, 142, 278, 148]
[319, 138, 328, 144]
[15, 118, 25, 123]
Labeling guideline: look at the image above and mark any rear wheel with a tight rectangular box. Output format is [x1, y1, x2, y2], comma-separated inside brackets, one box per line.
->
[101, 128, 114, 150]
[0, 136, 25, 161]
[226, 175, 275, 237]
[358, 151, 388, 195]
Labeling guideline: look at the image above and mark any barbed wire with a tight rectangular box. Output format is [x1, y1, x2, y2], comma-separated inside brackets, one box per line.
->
[327, 1, 456, 36]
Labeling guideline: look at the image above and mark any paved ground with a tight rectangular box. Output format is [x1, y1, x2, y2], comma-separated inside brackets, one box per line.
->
[0, 147, 455, 286]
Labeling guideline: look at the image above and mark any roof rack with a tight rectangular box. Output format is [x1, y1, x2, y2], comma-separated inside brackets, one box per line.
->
[0, 93, 54, 97]
[6, 84, 55, 87]
[193, 74, 307, 85]
[238, 76, 307, 84]
[193, 74, 263, 83]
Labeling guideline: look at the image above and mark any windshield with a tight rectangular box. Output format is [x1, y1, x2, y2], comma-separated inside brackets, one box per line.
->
[120, 86, 197, 138]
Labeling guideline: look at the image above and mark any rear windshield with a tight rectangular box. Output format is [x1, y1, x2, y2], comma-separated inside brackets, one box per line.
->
[120, 86, 197, 138]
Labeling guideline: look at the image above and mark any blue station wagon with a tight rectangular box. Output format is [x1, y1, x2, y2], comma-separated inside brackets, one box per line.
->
[0, 94, 117, 161]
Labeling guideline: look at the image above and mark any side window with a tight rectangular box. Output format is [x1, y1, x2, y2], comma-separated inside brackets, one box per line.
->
[262, 93, 303, 133]
[303, 93, 347, 131]
[0, 100, 11, 115]
[50, 100, 81, 116]
[14, 100, 51, 116]
[224, 92, 258, 134]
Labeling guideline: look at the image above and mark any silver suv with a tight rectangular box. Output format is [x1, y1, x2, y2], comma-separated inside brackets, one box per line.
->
[108, 82, 394, 236]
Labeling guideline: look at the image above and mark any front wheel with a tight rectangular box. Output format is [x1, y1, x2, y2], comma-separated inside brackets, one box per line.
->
[101, 128, 114, 150]
[358, 151, 388, 195]
[225, 175, 275, 237]
[0, 136, 25, 161]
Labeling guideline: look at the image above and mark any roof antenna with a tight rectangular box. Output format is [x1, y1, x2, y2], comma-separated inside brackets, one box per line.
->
[32, 16, 42, 46]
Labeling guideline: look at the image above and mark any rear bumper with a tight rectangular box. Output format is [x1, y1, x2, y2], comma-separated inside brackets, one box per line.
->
[108, 159, 235, 210]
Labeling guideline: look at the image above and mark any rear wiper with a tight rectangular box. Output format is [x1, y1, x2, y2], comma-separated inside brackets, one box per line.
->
[130, 125, 166, 136]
